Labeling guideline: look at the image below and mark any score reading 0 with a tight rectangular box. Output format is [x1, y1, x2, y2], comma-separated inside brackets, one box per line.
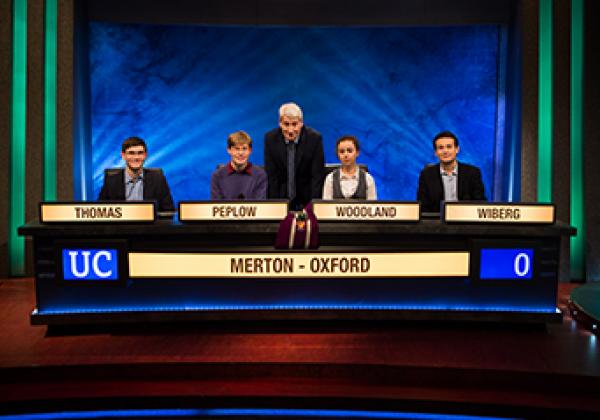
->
[479, 248, 533, 280]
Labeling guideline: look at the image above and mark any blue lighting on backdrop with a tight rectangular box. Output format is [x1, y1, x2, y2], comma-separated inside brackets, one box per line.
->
[89, 23, 502, 204]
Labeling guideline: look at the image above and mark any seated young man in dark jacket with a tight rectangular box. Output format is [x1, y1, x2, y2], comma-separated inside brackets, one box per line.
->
[417, 131, 486, 213]
[98, 136, 174, 212]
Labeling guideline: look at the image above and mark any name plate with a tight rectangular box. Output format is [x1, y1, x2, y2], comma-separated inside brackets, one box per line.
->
[312, 201, 420, 222]
[40, 202, 155, 223]
[443, 203, 555, 224]
[129, 251, 469, 278]
[179, 201, 288, 221]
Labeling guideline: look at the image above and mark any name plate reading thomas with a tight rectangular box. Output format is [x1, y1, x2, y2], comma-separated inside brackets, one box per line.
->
[179, 201, 288, 221]
[443, 203, 555, 224]
[129, 251, 469, 278]
[40, 202, 155, 223]
[312, 201, 420, 222]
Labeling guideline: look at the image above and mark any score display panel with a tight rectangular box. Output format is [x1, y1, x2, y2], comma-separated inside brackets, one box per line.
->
[479, 248, 533, 280]
[57, 247, 536, 282]
[470, 239, 542, 283]
[466, 238, 558, 316]
[40, 236, 559, 321]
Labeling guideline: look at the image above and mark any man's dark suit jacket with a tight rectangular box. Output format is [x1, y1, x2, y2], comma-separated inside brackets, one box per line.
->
[98, 168, 175, 212]
[264, 126, 325, 210]
[417, 162, 486, 213]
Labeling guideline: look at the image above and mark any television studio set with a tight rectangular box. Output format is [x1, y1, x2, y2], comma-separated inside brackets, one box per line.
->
[1, 0, 599, 418]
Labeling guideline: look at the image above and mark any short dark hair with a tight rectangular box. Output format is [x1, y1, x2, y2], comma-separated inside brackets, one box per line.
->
[121, 136, 147, 153]
[432, 131, 459, 149]
[335, 135, 360, 154]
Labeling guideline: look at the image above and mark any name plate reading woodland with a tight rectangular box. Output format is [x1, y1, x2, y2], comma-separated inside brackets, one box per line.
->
[40, 202, 155, 223]
[443, 203, 555, 224]
[129, 251, 469, 278]
[179, 201, 288, 221]
[312, 201, 420, 222]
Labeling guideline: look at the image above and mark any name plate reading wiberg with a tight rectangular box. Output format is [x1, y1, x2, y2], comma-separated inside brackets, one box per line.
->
[443, 203, 555, 224]
[129, 251, 469, 278]
[40, 202, 155, 223]
[179, 201, 288, 221]
[312, 201, 420, 222]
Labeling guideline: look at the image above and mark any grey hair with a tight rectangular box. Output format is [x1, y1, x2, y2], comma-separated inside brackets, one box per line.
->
[279, 102, 303, 120]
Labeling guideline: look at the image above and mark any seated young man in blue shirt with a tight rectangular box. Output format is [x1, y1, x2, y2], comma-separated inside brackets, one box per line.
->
[98, 136, 174, 212]
[210, 130, 267, 200]
[417, 131, 486, 213]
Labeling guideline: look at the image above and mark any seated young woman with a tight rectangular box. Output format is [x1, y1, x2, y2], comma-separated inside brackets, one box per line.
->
[322, 135, 377, 200]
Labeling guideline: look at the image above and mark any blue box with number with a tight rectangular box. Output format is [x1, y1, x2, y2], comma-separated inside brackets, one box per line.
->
[480, 249, 533, 280]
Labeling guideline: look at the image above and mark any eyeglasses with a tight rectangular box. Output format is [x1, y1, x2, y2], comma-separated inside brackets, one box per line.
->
[125, 150, 146, 156]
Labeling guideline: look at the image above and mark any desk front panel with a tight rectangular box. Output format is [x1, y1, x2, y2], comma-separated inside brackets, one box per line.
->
[22, 221, 566, 324]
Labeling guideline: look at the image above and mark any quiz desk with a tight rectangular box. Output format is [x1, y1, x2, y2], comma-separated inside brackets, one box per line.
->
[19, 216, 574, 326]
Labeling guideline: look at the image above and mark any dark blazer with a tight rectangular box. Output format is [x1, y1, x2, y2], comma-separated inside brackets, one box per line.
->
[264, 125, 325, 210]
[98, 168, 175, 212]
[417, 162, 486, 213]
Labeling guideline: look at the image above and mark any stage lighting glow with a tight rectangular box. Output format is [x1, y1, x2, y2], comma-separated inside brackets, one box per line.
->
[0, 407, 518, 420]
[33, 304, 558, 316]
[10, 0, 28, 276]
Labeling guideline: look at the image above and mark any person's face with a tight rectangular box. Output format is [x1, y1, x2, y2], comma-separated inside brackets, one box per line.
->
[434, 137, 459, 165]
[121, 145, 147, 172]
[228, 143, 251, 167]
[337, 140, 359, 167]
[279, 115, 303, 142]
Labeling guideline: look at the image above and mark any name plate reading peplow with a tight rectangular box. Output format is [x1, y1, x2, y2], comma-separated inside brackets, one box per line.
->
[312, 201, 420, 222]
[443, 203, 555, 224]
[179, 201, 288, 221]
[40, 202, 155, 223]
[129, 251, 469, 278]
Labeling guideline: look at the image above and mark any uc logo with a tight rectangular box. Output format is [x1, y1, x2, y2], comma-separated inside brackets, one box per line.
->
[62, 249, 119, 280]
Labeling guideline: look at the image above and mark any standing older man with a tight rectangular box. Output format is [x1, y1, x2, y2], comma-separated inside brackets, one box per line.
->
[264, 102, 325, 210]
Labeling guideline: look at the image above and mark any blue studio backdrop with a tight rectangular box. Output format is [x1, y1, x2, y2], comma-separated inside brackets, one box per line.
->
[87, 23, 503, 204]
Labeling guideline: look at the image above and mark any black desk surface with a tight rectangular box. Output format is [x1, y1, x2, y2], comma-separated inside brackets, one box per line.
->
[19, 219, 575, 238]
